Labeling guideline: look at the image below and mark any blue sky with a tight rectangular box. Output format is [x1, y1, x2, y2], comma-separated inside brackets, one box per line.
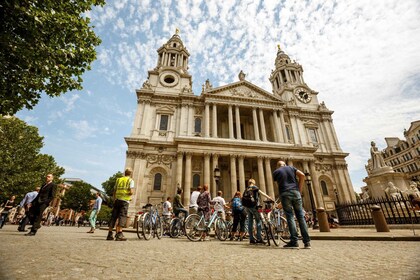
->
[16, 0, 420, 192]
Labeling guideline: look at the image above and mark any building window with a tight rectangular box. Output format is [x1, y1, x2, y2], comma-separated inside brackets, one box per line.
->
[193, 174, 200, 189]
[194, 118, 202, 134]
[285, 125, 292, 141]
[159, 115, 169, 131]
[308, 128, 318, 143]
[321, 180, 329, 196]
[153, 173, 162, 191]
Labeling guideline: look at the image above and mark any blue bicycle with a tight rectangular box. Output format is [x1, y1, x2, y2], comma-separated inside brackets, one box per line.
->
[142, 204, 163, 240]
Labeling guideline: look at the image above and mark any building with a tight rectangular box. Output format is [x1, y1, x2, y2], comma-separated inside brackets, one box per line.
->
[382, 120, 420, 182]
[124, 31, 355, 217]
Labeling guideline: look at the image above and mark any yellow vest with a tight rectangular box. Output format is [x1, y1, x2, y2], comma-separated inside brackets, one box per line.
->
[114, 176, 133, 201]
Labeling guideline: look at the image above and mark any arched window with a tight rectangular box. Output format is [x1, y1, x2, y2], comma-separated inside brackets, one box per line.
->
[153, 173, 162, 191]
[321, 180, 329, 196]
[194, 118, 202, 134]
[193, 174, 200, 189]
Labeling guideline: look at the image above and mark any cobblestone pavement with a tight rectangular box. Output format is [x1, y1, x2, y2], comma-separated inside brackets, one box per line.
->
[0, 225, 419, 280]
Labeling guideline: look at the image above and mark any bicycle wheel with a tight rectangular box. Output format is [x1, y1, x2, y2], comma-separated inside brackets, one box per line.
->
[169, 218, 181, 238]
[267, 221, 279, 246]
[279, 216, 291, 243]
[184, 214, 204, 242]
[155, 215, 163, 239]
[136, 213, 146, 239]
[142, 213, 152, 240]
[215, 218, 228, 241]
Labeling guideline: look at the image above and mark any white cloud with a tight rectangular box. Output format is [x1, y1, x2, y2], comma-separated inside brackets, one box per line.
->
[67, 120, 98, 140]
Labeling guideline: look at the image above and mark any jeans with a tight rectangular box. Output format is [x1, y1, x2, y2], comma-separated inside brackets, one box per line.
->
[174, 208, 188, 221]
[89, 209, 98, 228]
[246, 207, 262, 241]
[280, 190, 311, 244]
[0, 213, 8, 228]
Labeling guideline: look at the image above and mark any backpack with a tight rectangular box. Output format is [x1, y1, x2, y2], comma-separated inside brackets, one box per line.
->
[242, 187, 257, 208]
[231, 197, 243, 212]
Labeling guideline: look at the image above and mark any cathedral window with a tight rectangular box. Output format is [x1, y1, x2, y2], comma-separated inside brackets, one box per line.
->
[153, 173, 162, 191]
[308, 128, 318, 144]
[159, 115, 169, 131]
[194, 118, 202, 134]
[321, 181, 329, 196]
[193, 174, 200, 188]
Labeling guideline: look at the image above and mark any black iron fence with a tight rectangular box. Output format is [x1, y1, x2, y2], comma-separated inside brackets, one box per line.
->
[336, 195, 420, 225]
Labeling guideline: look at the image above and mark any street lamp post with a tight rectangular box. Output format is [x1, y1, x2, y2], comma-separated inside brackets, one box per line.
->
[214, 166, 221, 192]
[305, 171, 319, 229]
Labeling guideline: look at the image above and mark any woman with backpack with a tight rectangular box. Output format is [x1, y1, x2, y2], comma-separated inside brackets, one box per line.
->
[229, 191, 247, 241]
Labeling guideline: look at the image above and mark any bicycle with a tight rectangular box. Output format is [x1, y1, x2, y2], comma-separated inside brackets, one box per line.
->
[161, 214, 173, 236]
[136, 204, 152, 239]
[256, 202, 278, 246]
[266, 199, 300, 244]
[169, 211, 186, 238]
[142, 204, 163, 240]
[184, 208, 229, 242]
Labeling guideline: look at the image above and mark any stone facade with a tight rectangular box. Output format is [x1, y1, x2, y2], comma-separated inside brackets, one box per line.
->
[124, 32, 355, 216]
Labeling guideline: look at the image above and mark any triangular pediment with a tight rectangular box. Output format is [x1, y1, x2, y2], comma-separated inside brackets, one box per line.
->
[205, 81, 281, 102]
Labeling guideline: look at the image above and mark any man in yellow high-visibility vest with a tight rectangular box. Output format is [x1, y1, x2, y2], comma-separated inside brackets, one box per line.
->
[106, 168, 134, 241]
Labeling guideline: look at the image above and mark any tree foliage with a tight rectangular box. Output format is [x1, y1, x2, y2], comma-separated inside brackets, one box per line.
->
[101, 171, 123, 204]
[61, 181, 94, 212]
[0, 116, 65, 202]
[0, 0, 105, 115]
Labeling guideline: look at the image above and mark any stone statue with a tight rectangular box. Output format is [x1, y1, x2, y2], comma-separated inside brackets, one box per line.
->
[370, 141, 387, 170]
[361, 189, 370, 201]
[142, 79, 152, 89]
[406, 181, 420, 198]
[238, 70, 246, 81]
[384, 182, 401, 199]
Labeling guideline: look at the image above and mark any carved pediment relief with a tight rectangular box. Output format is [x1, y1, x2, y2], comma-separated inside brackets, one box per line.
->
[208, 83, 280, 102]
[156, 105, 175, 114]
[303, 120, 319, 128]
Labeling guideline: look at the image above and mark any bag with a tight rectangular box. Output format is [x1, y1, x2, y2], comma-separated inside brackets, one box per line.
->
[231, 197, 243, 211]
[242, 187, 257, 208]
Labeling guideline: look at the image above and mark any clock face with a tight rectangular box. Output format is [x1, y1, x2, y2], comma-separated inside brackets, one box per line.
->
[296, 89, 312, 103]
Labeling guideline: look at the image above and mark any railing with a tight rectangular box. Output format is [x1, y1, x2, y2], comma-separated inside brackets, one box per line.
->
[336, 194, 420, 225]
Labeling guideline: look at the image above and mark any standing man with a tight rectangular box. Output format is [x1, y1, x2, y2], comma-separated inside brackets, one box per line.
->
[25, 174, 56, 236]
[107, 168, 134, 241]
[17, 187, 40, 232]
[212, 191, 227, 220]
[87, 192, 102, 233]
[189, 185, 201, 214]
[272, 160, 311, 249]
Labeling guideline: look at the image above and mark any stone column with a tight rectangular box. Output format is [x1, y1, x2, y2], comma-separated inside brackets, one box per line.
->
[257, 156, 267, 193]
[211, 154, 219, 198]
[204, 103, 210, 137]
[204, 153, 211, 187]
[279, 109, 288, 142]
[139, 101, 150, 136]
[235, 106, 241, 139]
[228, 105, 234, 139]
[131, 101, 144, 136]
[212, 104, 218, 138]
[259, 109, 267, 141]
[252, 108, 260, 141]
[309, 161, 323, 208]
[264, 157, 275, 198]
[184, 153, 192, 206]
[238, 155, 245, 194]
[273, 110, 283, 142]
[176, 152, 183, 188]
[230, 154, 237, 198]
[328, 120, 341, 150]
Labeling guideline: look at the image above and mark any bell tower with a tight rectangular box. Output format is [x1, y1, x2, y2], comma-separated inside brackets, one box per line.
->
[141, 29, 193, 95]
[269, 45, 317, 105]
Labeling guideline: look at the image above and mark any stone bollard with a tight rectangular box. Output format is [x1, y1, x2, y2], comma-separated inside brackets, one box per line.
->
[371, 205, 390, 232]
[316, 207, 331, 232]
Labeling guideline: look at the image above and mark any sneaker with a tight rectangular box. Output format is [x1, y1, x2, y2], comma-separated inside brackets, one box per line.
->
[256, 239, 266, 245]
[304, 242, 311, 249]
[249, 239, 257, 244]
[106, 232, 114, 240]
[115, 233, 127, 241]
[283, 242, 299, 249]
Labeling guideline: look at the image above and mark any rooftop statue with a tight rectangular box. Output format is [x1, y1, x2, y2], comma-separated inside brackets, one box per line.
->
[370, 141, 387, 170]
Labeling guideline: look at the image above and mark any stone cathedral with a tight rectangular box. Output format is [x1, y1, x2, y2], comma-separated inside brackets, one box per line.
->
[124, 31, 356, 216]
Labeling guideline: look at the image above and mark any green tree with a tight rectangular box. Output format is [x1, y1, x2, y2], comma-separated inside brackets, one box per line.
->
[0, 0, 105, 115]
[96, 204, 112, 222]
[0, 116, 64, 202]
[61, 181, 94, 212]
[101, 171, 123, 205]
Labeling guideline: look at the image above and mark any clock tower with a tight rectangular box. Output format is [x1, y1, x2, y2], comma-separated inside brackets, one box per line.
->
[269, 45, 318, 106]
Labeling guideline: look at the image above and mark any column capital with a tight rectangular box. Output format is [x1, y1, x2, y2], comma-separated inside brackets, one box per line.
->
[237, 155, 245, 160]
[185, 152, 193, 159]
[177, 151, 184, 157]
[229, 154, 238, 159]
[204, 152, 211, 159]
[212, 153, 219, 159]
